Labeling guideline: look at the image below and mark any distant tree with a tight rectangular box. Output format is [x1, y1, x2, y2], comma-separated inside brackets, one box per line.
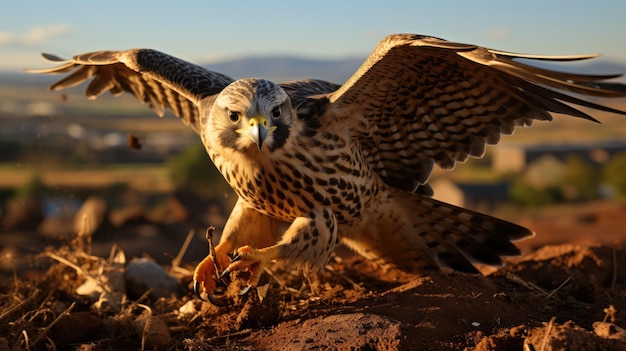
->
[2, 174, 47, 231]
[508, 179, 562, 207]
[15, 174, 48, 199]
[510, 155, 602, 206]
[559, 155, 600, 202]
[166, 142, 230, 197]
[603, 152, 626, 200]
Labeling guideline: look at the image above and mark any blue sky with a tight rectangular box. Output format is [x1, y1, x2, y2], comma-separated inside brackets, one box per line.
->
[2, 0, 626, 73]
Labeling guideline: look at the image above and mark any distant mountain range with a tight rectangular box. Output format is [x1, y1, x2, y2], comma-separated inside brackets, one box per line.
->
[0, 56, 366, 87]
[204, 56, 365, 83]
[2, 55, 626, 88]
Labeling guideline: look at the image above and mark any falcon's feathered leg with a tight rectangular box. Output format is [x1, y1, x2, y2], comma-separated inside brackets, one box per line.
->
[193, 198, 285, 302]
[194, 199, 340, 302]
[193, 240, 232, 302]
[218, 208, 338, 295]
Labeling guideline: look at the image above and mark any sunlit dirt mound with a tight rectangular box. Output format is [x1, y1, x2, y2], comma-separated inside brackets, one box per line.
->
[1, 241, 625, 350]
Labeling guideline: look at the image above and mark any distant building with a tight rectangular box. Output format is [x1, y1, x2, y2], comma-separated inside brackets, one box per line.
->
[430, 177, 510, 212]
[0, 100, 57, 116]
[522, 154, 567, 188]
[492, 140, 626, 173]
[25, 101, 57, 116]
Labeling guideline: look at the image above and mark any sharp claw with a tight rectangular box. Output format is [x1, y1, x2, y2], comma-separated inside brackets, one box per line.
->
[194, 281, 206, 301]
[194, 280, 229, 306]
[219, 268, 231, 279]
[207, 293, 226, 307]
[195, 228, 238, 306]
[220, 272, 232, 285]
[239, 285, 253, 296]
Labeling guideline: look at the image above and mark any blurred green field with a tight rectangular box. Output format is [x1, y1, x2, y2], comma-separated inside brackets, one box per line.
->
[0, 163, 173, 191]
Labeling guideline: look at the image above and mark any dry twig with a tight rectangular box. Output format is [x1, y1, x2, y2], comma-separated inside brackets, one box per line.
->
[28, 302, 76, 348]
[46, 252, 112, 295]
[170, 229, 195, 275]
[0, 290, 39, 322]
[506, 273, 571, 302]
[205, 226, 221, 274]
[325, 265, 365, 292]
[540, 316, 556, 351]
[544, 275, 572, 300]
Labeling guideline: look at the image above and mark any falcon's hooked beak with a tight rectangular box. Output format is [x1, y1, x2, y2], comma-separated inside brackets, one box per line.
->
[246, 115, 276, 150]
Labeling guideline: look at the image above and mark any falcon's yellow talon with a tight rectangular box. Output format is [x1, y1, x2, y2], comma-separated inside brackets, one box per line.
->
[207, 293, 227, 307]
[220, 245, 280, 291]
[192, 240, 234, 306]
[193, 281, 205, 301]
[239, 285, 254, 296]
[219, 268, 231, 279]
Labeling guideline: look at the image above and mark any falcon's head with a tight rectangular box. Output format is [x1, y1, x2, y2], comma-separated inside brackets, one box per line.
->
[207, 78, 294, 153]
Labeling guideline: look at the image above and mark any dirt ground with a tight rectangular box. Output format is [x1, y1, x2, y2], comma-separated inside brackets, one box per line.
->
[1, 200, 626, 351]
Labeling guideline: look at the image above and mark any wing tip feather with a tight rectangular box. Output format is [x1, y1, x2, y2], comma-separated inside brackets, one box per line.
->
[41, 52, 68, 62]
[489, 49, 601, 62]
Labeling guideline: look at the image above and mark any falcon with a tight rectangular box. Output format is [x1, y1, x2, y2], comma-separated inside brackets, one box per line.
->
[28, 34, 626, 304]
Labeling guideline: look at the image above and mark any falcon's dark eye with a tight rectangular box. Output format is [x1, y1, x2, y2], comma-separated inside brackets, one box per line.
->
[229, 111, 240, 123]
[271, 106, 282, 119]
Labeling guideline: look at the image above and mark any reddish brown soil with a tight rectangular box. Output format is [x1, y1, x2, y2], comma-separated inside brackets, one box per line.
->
[1, 201, 626, 350]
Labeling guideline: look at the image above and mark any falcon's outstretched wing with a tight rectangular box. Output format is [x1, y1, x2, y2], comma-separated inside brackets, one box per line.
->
[26, 49, 234, 134]
[329, 34, 626, 192]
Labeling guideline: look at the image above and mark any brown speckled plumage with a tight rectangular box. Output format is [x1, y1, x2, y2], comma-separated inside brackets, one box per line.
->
[28, 34, 626, 301]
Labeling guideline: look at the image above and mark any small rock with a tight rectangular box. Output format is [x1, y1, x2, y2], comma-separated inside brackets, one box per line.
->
[525, 320, 625, 351]
[75, 246, 126, 313]
[1, 196, 43, 231]
[593, 321, 626, 341]
[126, 258, 180, 299]
[178, 300, 199, 317]
[0, 337, 9, 351]
[108, 206, 146, 227]
[74, 196, 108, 237]
[49, 311, 102, 346]
[134, 313, 172, 349]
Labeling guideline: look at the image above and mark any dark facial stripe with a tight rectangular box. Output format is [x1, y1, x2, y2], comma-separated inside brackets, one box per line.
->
[269, 119, 290, 151]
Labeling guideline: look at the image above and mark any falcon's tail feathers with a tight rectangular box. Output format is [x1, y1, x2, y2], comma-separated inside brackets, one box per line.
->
[346, 190, 534, 274]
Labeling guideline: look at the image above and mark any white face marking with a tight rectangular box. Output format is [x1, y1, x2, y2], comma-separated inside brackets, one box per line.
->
[205, 78, 292, 153]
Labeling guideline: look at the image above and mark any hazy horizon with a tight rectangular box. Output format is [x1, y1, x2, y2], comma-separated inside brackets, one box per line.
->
[2, 0, 626, 74]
